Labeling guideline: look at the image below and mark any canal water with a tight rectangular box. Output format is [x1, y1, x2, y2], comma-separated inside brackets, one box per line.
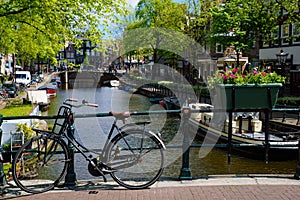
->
[46, 86, 298, 180]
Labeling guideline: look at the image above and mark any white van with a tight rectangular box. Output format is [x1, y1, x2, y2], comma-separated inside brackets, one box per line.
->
[15, 71, 32, 85]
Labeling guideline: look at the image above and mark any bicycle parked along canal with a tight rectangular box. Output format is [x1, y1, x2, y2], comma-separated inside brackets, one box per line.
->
[12, 98, 166, 194]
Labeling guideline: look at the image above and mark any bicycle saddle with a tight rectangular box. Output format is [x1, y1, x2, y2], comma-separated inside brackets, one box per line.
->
[109, 111, 130, 120]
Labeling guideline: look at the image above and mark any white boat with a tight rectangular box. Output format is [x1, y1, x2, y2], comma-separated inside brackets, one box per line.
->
[38, 85, 57, 97]
[110, 80, 120, 87]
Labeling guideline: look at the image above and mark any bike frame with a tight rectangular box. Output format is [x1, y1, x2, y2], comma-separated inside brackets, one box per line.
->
[60, 99, 152, 165]
[61, 109, 124, 164]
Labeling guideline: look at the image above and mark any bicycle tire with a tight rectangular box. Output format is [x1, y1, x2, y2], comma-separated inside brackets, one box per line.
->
[106, 129, 165, 189]
[12, 134, 70, 194]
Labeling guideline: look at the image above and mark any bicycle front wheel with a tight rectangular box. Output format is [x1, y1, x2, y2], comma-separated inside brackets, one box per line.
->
[12, 135, 69, 194]
[107, 129, 165, 189]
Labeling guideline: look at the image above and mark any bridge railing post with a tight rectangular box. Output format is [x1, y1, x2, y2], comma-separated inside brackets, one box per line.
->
[179, 107, 192, 180]
[64, 125, 77, 186]
[294, 139, 300, 179]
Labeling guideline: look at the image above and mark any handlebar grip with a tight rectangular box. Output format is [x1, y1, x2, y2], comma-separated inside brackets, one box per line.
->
[87, 103, 98, 107]
[69, 98, 78, 102]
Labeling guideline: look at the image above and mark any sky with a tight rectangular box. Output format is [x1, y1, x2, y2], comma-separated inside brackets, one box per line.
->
[127, 0, 139, 7]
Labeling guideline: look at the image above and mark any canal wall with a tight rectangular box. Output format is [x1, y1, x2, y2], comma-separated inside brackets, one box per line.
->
[119, 76, 211, 104]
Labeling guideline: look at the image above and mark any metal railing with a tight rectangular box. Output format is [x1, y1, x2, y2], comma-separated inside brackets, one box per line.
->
[0, 106, 300, 186]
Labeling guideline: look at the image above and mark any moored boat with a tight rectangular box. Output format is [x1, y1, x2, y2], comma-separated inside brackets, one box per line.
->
[159, 97, 180, 110]
[149, 97, 162, 104]
[110, 80, 120, 87]
[189, 103, 300, 160]
[38, 85, 57, 98]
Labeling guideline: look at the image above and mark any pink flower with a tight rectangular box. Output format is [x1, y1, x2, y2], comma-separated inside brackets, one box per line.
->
[232, 68, 238, 73]
[230, 74, 237, 78]
[261, 72, 266, 76]
[253, 70, 258, 75]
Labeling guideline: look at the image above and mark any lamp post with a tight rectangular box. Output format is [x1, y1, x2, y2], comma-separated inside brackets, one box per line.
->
[276, 49, 289, 96]
[276, 49, 288, 74]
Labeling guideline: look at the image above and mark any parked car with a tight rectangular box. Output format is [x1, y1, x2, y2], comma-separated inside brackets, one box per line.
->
[2, 82, 18, 98]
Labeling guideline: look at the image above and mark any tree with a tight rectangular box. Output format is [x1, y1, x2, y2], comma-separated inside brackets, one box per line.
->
[123, 0, 188, 78]
[0, 0, 128, 66]
[208, 0, 300, 67]
[184, 0, 219, 45]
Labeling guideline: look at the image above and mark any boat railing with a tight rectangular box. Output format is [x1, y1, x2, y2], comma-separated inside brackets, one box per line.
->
[272, 105, 300, 125]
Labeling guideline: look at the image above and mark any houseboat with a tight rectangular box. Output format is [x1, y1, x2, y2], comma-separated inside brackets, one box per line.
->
[189, 103, 299, 160]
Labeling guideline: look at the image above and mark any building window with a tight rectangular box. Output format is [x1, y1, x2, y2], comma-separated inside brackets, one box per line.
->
[86, 41, 90, 48]
[281, 24, 290, 45]
[67, 52, 74, 59]
[293, 23, 300, 44]
[271, 26, 279, 46]
[215, 43, 223, 53]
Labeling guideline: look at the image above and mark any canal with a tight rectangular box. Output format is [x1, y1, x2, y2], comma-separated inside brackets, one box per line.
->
[46, 86, 298, 180]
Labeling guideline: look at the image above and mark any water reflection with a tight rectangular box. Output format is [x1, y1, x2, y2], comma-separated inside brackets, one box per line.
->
[47, 87, 298, 180]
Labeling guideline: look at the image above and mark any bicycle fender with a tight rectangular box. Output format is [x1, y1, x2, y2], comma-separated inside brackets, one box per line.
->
[148, 130, 166, 150]
[119, 127, 166, 150]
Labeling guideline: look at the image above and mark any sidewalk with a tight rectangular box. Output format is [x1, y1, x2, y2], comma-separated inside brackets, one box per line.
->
[2, 174, 300, 200]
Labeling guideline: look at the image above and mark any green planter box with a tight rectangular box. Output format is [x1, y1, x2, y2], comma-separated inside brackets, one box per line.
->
[215, 83, 282, 110]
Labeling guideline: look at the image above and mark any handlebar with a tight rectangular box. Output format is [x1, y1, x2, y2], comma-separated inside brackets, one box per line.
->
[63, 98, 98, 108]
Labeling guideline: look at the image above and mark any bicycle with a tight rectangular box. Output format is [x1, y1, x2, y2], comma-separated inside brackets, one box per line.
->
[11, 98, 166, 194]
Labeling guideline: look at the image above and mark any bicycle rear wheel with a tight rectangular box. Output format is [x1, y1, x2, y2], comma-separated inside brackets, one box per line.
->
[107, 129, 165, 189]
[12, 135, 69, 194]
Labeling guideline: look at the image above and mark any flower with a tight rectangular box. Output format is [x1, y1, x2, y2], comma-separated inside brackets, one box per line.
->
[208, 67, 285, 86]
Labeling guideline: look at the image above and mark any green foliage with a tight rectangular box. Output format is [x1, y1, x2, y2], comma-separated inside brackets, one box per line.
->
[135, 0, 187, 30]
[277, 97, 300, 106]
[184, 0, 218, 44]
[16, 123, 37, 141]
[208, 0, 300, 54]
[0, 0, 128, 63]
[0, 104, 32, 117]
[123, 0, 188, 65]
[3, 143, 10, 150]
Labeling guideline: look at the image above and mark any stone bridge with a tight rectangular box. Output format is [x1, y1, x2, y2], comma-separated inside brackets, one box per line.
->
[59, 71, 119, 88]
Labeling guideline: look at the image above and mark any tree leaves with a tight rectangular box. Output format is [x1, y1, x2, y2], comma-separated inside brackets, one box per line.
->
[0, 0, 128, 64]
